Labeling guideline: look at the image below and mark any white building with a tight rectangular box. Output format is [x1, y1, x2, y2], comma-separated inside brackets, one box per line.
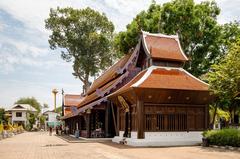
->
[7, 104, 37, 126]
[43, 110, 60, 128]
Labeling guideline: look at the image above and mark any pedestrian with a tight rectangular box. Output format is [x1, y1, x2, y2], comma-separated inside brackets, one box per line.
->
[59, 125, 62, 135]
[56, 126, 58, 135]
[49, 126, 52, 136]
[66, 126, 69, 135]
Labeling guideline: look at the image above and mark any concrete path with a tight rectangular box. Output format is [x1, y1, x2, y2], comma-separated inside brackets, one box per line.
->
[0, 132, 239, 159]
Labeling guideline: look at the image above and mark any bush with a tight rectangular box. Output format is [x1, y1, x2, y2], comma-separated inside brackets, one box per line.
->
[203, 128, 240, 147]
[25, 124, 32, 131]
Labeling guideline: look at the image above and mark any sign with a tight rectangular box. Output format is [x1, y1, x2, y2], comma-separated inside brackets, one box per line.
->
[118, 96, 129, 112]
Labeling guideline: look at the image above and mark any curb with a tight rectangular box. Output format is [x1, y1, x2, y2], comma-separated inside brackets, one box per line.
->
[209, 145, 240, 151]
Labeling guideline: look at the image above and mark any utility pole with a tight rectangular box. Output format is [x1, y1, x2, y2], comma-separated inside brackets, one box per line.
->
[52, 89, 58, 112]
[61, 89, 64, 116]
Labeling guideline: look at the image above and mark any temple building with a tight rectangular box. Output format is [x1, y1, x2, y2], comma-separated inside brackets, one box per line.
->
[62, 31, 212, 146]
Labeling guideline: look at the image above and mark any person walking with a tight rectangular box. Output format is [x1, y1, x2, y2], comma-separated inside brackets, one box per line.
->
[49, 126, 52, 136]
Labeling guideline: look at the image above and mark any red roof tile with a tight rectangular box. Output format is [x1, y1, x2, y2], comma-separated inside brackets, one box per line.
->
[109, 66, 208, 97]
[78, 71, 129, 108]
[86, 53, 132, 95]
[64, 94, 83, 106]
[143, 31, 188, 62]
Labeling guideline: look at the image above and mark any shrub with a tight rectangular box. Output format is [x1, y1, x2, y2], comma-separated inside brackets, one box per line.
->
[203, 128, 240, 147]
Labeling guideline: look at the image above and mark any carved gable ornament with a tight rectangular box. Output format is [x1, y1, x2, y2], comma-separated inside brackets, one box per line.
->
[117, 96, 129, 112]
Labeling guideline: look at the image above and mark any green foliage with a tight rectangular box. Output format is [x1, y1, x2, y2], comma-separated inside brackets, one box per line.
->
[114, 0, 240, 77]
[27, 111, 37, 130]
[45, 7, 115, 91]
[25, 124, 32, 131]
[203, 128, 240, 147]
[56, 106, 62, 114]
[0, 108, 5, 123]
[207, 39, 240, 112]
[39, 115, 46, 125]
[220, 21, 240, 54]
[209, 105, 230, 124]
[43, 103, 49, 109]
[114, 2, 161, 55]
[15, 97, 41, 113]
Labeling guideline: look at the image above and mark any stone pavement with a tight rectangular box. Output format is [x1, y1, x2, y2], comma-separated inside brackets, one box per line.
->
[0, 132, 239, 159]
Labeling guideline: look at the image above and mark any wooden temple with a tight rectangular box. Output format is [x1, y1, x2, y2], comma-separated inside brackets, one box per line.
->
[62, 31, 212, 146]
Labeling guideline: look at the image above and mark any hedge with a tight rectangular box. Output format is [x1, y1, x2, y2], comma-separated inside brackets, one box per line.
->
[203, 128, 240, 147]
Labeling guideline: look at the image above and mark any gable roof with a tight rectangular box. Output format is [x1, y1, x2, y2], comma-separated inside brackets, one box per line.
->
[109, 66, 209, 97]
[142, 31, 188, 62]
[64, 94, 83, 107]
[9, 104, 37, 112]
[86, 53, 132, 95]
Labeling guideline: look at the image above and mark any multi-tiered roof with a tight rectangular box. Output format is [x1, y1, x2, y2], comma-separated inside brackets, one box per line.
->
[63, 31, 211, 119]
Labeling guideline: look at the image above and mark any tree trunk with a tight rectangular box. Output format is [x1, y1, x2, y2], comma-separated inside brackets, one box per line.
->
[210, 106, 217, 129]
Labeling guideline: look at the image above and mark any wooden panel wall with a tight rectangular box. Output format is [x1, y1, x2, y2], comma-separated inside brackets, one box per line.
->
[144, 104, 206, 131]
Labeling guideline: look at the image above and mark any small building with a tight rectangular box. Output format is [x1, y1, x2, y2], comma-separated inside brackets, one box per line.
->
[43, 110, 60, 128]
[61, 94, 84, 134]
[7, 104, 37, 126]
[62, 31, 212, 146]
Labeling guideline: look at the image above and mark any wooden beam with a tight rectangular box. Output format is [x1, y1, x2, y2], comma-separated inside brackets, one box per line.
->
[86, 114, 91, 138]
[111, 102, 118, 136]
[116, 107, 120, 136]
[105, 103, 110, 137]
[136, 98, 144, 139]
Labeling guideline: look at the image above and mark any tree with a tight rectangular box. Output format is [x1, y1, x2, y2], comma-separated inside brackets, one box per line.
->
[219, 21, 240, 56]
[114, 0, 237, 77]
[207, 38, 240, 124]
[114, 2, 161, 56]
[56, 106, 62, 114]
[0, 108, 5, 123]
[15, 97, 41, 113]
[45, 7, 115, 92]
[43, 103, 49, 109]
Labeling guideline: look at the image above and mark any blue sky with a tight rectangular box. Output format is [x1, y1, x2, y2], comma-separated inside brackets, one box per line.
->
[0, 0, 239, 110]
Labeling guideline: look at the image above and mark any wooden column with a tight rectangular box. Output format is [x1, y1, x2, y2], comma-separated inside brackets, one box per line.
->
[136, 98, 144, 139]
[116, 106, 120, 136]
[86, 114, 91, 138]
[111, 102, 118, 136]
[105, 103, 111, 137]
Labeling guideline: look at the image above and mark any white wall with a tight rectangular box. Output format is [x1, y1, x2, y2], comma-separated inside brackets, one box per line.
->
[113, 131, 203, 147]
[11, 110, 27, 122]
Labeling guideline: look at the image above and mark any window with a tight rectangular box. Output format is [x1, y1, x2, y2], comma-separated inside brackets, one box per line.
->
[16, 112, 22, 117]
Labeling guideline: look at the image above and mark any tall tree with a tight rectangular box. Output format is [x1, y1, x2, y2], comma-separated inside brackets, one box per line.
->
[45, 7, 115, 92]
[114, 0, 225, 77]
[207, 38, 240, 124]
[0, 108, 5, 123]
[15, 97, 41, 113]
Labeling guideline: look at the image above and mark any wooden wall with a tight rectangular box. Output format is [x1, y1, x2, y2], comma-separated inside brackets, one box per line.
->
[119, 103, 207, 133]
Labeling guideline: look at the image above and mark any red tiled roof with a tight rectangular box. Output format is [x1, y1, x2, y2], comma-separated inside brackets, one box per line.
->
[64, 107, 71, 115]
[78, 71, 129, 108]
[143, 31, 188, 62]
[86, 53, 132, 95]
[64, 94, 83, 106]
[109, 66, 208, 97]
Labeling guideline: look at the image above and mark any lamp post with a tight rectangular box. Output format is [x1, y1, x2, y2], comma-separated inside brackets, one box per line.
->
[52, 89, 58, 113]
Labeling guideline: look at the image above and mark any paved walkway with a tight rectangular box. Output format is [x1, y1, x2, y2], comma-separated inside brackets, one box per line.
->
[0, 132, 239, 159]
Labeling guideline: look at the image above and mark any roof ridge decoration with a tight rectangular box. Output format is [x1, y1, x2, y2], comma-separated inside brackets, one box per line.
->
[78, 71, 130, 109]
[141, 30, 188, 61]
[86, 42, 140, 95]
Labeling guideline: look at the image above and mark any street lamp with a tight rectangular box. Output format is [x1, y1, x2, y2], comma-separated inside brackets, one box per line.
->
[52, 88, 58, 112]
